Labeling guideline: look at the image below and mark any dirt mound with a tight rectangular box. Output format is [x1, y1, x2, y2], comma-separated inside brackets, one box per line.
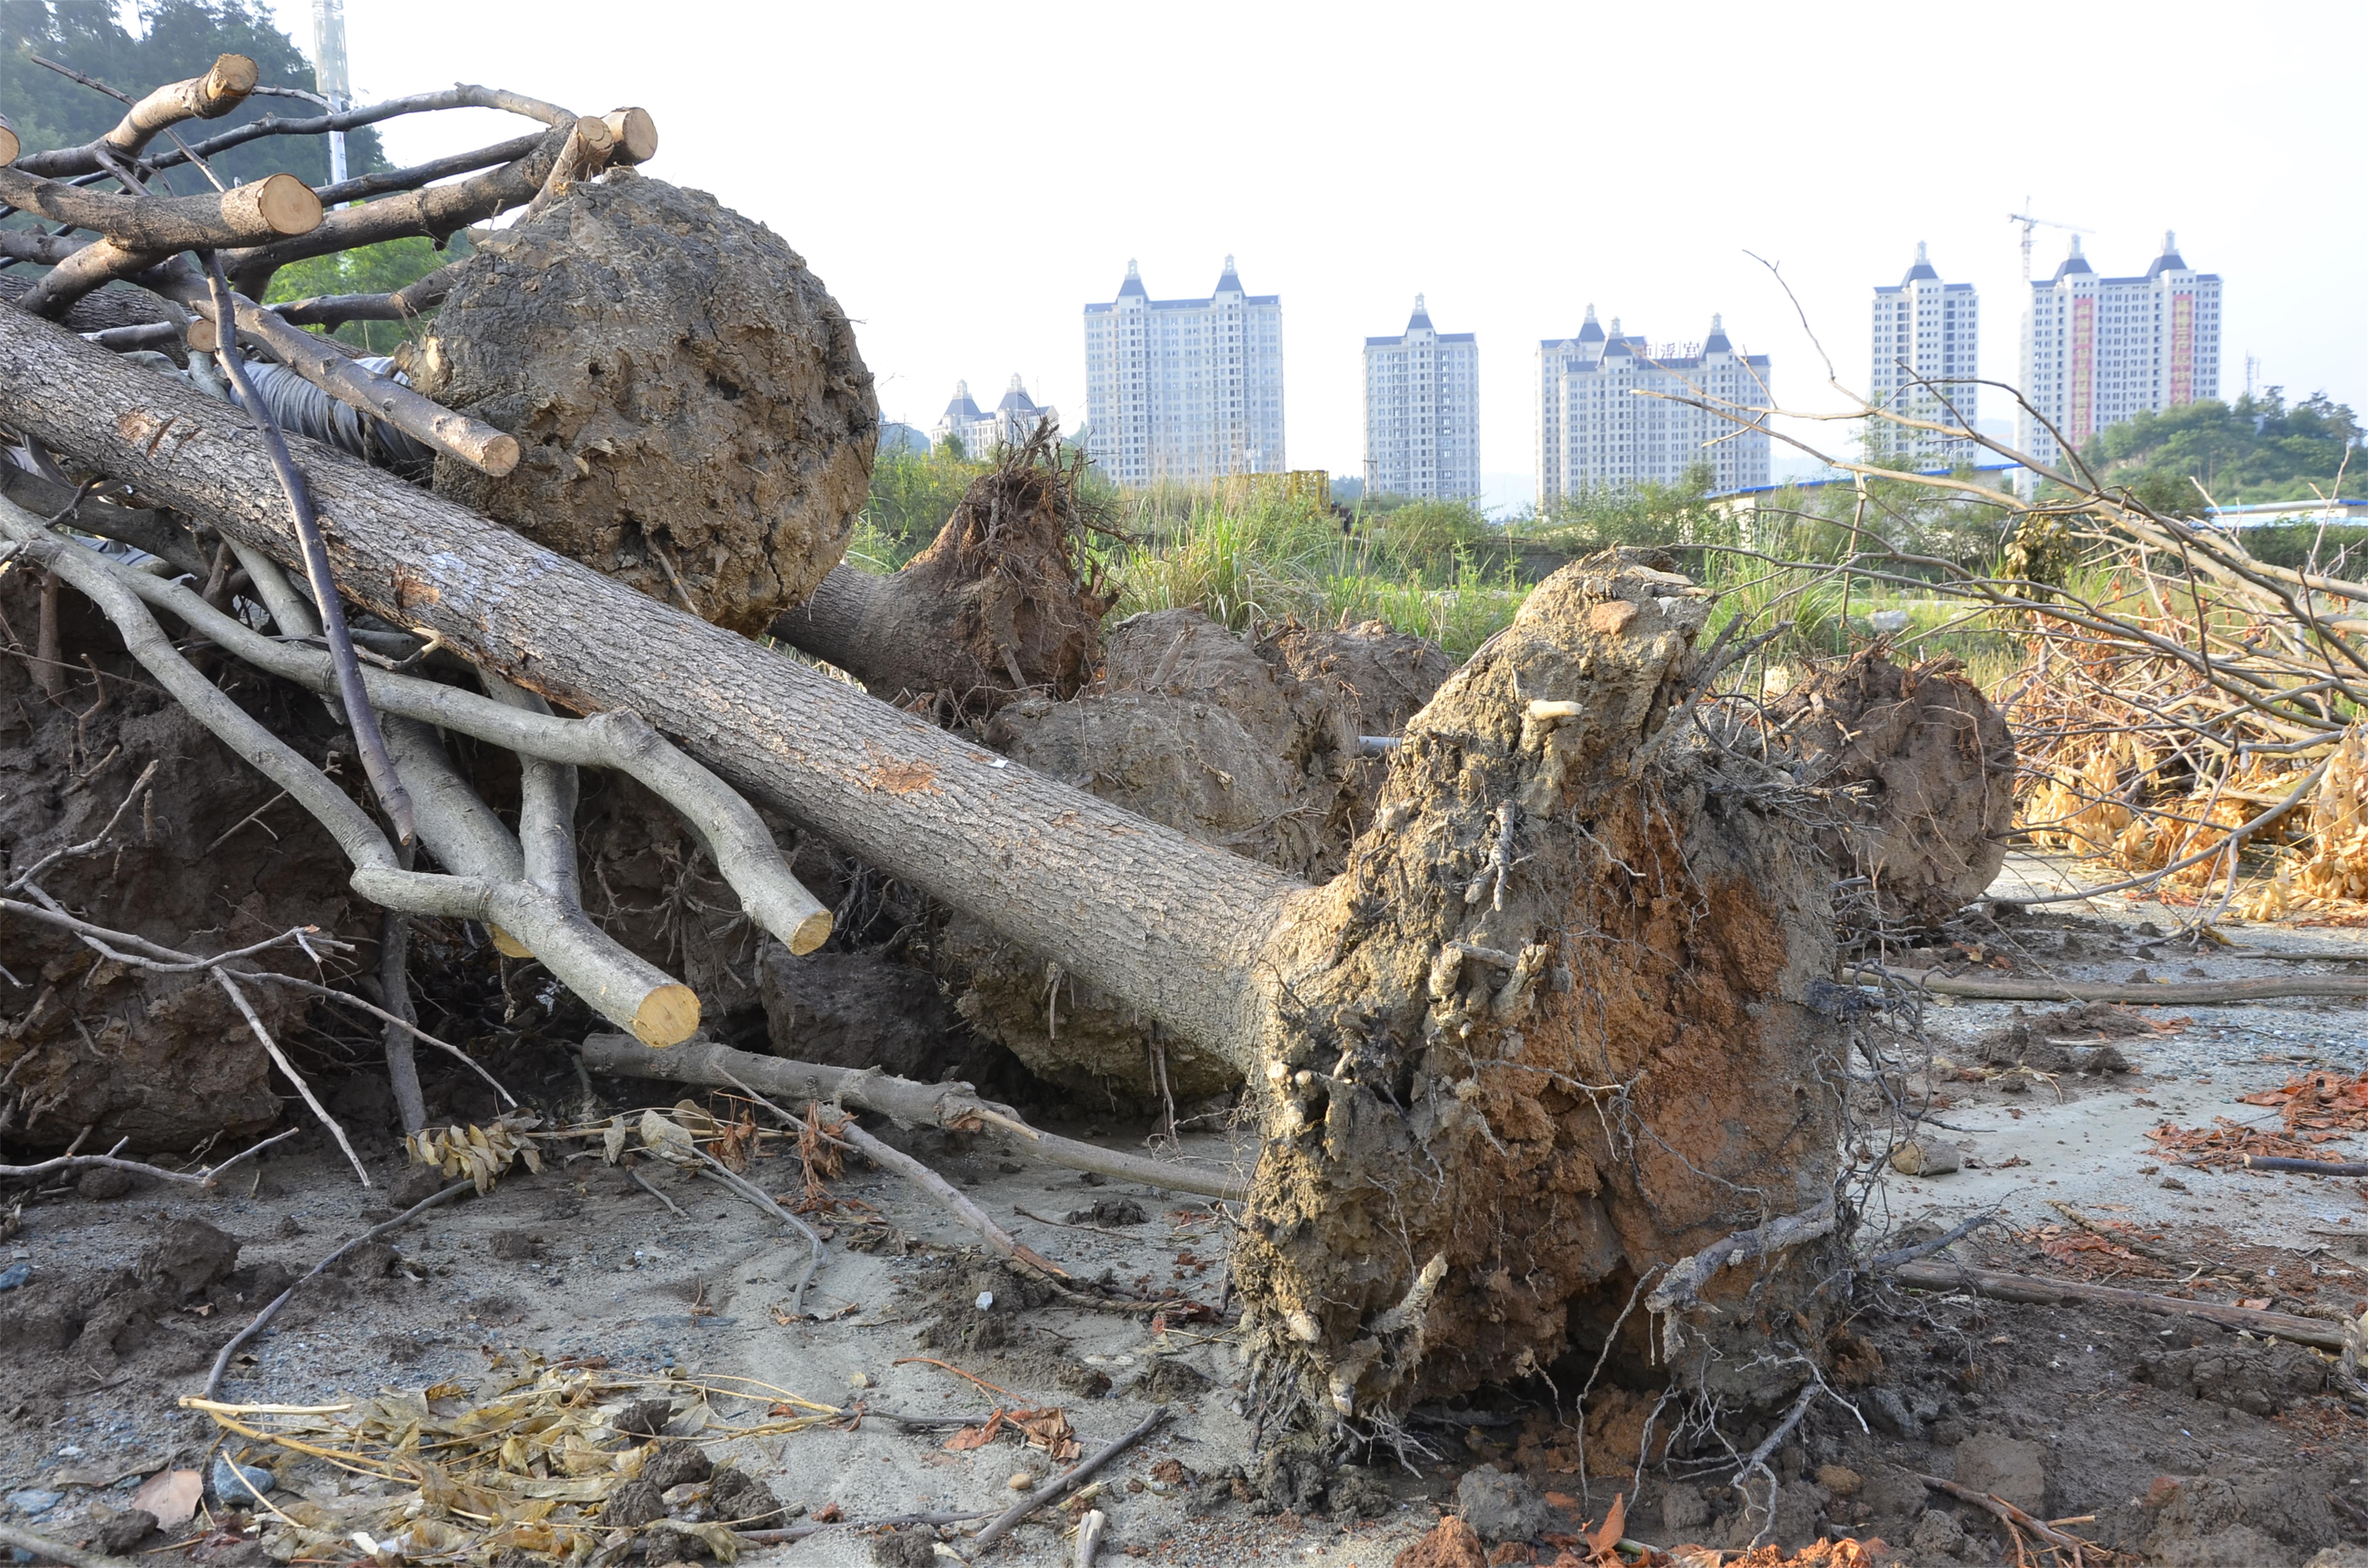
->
[0, 565, 368, 1151]
[1766, 649, 2016, 927]
[1263, 619, 1452, 737]
[944, 609, 1362, 1104]
[1232, 555, 1844, 1419]
[413, 170, 879, 635]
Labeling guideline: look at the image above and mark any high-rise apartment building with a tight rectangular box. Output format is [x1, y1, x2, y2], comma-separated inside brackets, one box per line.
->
[1083, 257, 1285, 487]
[1363, 295, 1479, 500]
[1535, 308, 1769, 505]
[2018, 232, 2220, 473]
[1871, 242, 1979, 464]
[932, 375, 1054, 456]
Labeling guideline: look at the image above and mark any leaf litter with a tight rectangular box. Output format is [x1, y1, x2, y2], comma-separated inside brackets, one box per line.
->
[180, 1359, 846, 1565]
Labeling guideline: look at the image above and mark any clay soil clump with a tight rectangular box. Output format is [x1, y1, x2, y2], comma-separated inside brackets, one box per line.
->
[1768, 648, 2016, 928]
[413, 170, 879, 635]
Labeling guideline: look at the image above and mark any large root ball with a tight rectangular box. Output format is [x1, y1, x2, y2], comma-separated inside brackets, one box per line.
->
[412, 170, 879, 634]
[945, 609, 1361, 1104]
[1767, 649, 2017, 927]
[1236, 555, 1845, 1422]
[0, 565, 367, 1150]
[1266, 619, 1452, 738]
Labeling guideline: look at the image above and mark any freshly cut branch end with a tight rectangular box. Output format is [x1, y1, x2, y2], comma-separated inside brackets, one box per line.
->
[602, 107, 660, 164]
[223, 172, 323, 239]
[0, 114, 20, 167]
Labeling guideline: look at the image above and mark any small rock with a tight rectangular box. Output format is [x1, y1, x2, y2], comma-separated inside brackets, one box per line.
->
[140, 1218, 240, 1299]
[1863, 1387, 1920, 1440]
[708, 1467, 786, 1529]
[1814, 1464, 1862, 1497]
[1906, 1509, 1966, 1558]
[0, 1263, 28, 1291]
[5, 1491, 61, 1516]
[1659, 1486, 1710, 1534]
[603, 1477, 665, 1526]
[1889, 1140, 1962, 1176]
[388, 1167, 450, 1209]
[1007, 1473, 1035, 1492]
[274, 1215, 304, 1238]
[76, 1165, 135, 1200]
[208, 1456, 274, 1504]
[2160, 1176, 2189, 1191]
[93, 1510, 159, 1554]
[849, 1371, 872, 1389]
[1454, 1466, 1548, 1544]
[612, 1398, 674, 1439]
[640, 1442, 712, 1491]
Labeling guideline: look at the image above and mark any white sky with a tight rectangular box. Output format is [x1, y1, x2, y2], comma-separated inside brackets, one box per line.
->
[267, 0, 2366, 504]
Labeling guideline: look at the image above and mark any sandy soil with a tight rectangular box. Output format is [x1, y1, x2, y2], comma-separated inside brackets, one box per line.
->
[3, 851, 2367, 1566]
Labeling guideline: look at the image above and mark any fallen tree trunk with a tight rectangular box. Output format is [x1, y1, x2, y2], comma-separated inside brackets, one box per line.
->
[0, 306, 1288, 1059]
[0, 311, 1844, 1427]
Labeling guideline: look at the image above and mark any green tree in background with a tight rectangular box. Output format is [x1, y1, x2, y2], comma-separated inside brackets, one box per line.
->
[262, 232, 471, 353]
[2083, 390, 2366, 510]
[0, 0, 390, 192]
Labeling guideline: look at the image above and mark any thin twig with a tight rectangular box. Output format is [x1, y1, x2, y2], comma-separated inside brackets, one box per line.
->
[200, 1178, 473, 1400]
[628, 1164, 685, 1218]
[969, 1407, 1171, 1555]
[200, 250, 413, 844]
[210, 968, 369, 1187]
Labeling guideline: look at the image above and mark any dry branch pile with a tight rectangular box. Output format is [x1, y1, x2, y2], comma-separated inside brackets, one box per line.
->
[0, 55, 1885, 1465]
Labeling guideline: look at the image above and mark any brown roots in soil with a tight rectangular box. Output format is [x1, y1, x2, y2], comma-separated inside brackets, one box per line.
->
[1766, 647, 2017, 929]
[770, 423, 1117, 717]
[411, 170, 879, 635]
[1232, 555, 1845, 1423]
[944, 607, 1401, 1106]
[0, 563, 367, 1150]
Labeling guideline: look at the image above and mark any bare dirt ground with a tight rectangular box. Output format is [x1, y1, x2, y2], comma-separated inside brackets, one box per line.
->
[5, 853, 2368, 1567]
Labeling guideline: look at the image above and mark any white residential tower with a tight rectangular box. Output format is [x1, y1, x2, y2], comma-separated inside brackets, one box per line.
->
[1083, 257, 1285, 487]
[2017, 232, 2221, 474]
[1871, 242, 1979, 465]
[932, 375, 1055, 458]
[1535, 308, 1770, 505]
[1363, 295, 1479, 500]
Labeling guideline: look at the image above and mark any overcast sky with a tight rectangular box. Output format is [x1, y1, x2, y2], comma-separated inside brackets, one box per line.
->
[268, 0, 2366, 506]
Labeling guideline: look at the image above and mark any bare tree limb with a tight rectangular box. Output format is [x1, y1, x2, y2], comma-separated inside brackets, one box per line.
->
[13, 53, 260, 177]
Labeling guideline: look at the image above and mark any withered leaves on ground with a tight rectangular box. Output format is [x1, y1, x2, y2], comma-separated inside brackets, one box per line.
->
[941, 1405, 1080, 1461]
[2240, 1069, 2368, 1136]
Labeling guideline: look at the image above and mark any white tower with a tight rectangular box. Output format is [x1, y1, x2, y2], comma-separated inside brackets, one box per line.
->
[311, 0, 351, 185]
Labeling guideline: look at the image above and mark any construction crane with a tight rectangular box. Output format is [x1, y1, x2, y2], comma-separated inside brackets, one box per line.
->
[2009, 199, 2093, 281]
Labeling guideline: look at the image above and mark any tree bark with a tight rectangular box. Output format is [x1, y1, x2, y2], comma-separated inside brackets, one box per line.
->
[0, 308, 1291, 1061]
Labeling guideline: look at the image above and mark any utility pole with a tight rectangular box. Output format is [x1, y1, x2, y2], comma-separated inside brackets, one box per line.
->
[2007, 197, 2092, 282]
[311, 0, 350, 186]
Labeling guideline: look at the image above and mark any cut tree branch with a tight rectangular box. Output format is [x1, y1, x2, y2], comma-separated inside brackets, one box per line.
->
[13, 53, 259, 177]
[579, 1033, 1250, 1200]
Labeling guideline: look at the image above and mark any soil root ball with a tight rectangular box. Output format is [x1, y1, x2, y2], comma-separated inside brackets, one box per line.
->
[413, 170, 879, 635]
[1766, 648, 2016, 927]
[1265, 618, 1452, 738]
[0, 565, 363, 1151]
[945, 608, 1361, 1103]
[771, 428, 1116, 716]
[1235, 552, 1845, 1423]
